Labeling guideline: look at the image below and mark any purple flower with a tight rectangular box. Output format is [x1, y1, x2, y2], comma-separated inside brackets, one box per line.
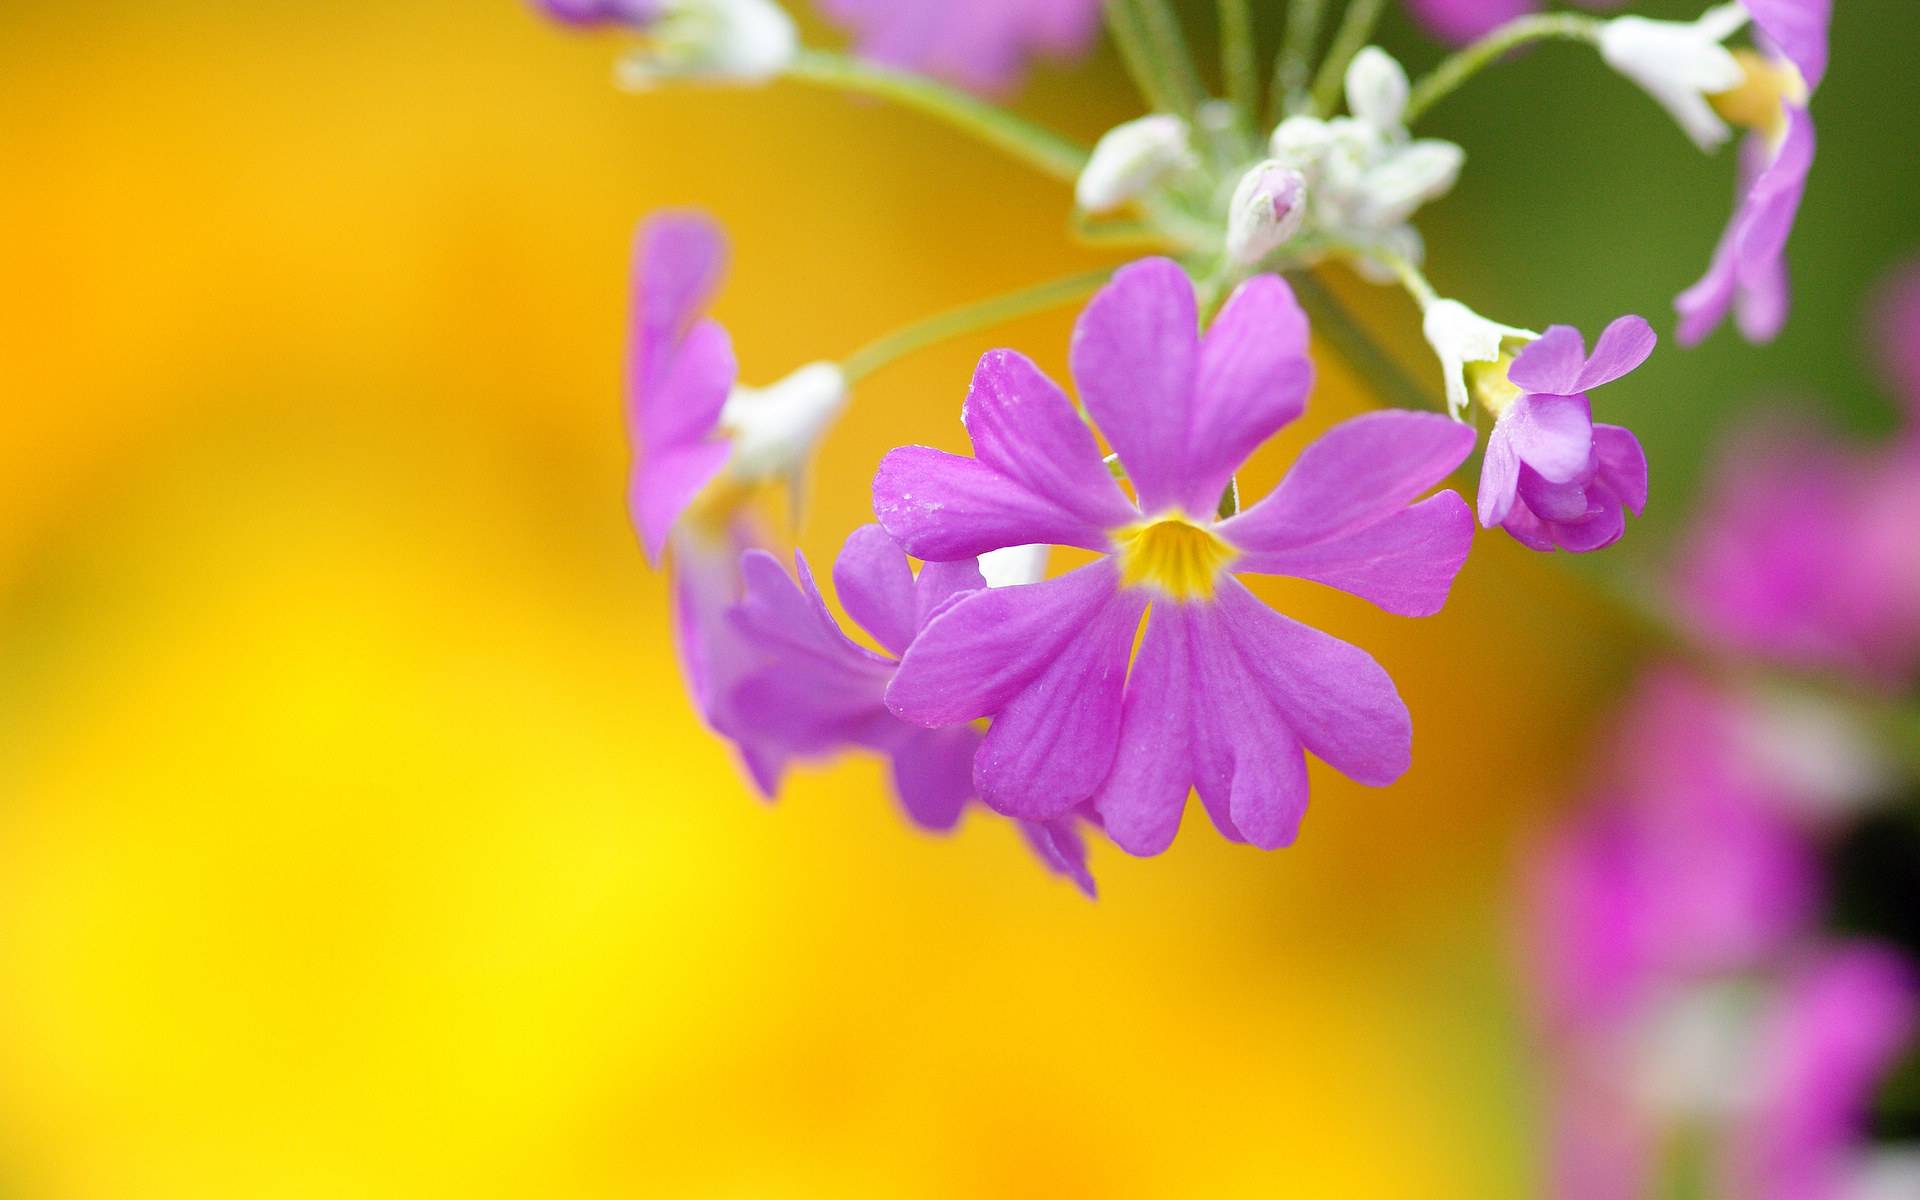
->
[1874, 261, 1920, 419]
[531, 0, 661, 28]
[1731, 945, 1918, 1200]
[1675, 1, 1830, 344]
[626, 213, 736, 564]
[1476, 316, 1654, 553]
[1404, 0, 1622, 47]
[872, 260, 1476, 854]
[727, 524, 1097, 895]
[817, 0, 1103, 94]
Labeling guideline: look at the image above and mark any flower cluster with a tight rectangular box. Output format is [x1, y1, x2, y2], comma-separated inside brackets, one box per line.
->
[528, 0, 1852, 891]
[1530, 269, 1920, 1198]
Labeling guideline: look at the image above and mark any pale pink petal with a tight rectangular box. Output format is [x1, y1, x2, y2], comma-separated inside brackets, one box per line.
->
[1069, 258, 1200, 514]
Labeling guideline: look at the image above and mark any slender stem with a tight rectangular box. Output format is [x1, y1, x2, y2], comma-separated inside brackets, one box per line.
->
[1309, 0, 1388, 117]
[1105, 1, 1178, 114]
[1374, 246, 1439, 309]
[1287, 269, 1441, 414]
[783, 50, 1088, 184]
[1405, 13, 1604, 123]
[1271, 0, 1328, 123]
[841, 268, 1116, 384]
[1218, 0, 1261, 130]
[1129, 0, 1208, 119]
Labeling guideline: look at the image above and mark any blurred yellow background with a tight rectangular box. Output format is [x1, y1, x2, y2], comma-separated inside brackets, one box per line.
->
[0, 3, 1639, 1196]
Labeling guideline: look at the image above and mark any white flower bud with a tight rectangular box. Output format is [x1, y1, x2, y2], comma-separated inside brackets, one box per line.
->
[1075, 115, 1195, 214]
[1599, 3, 1750, 152]
[1421, 299, 1536, 417]
[1269, 114, 1336, 171]
[615, 0, 797, 87]
[1345, 46, 1411, 134]
[978, 544, 1050, 589]
[1225, 160, 1307, 268]
[721, 361, 846, 481]
[1357, 138, 1464, 227]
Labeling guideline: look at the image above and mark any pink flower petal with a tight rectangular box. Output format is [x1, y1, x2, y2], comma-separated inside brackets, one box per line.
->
[888, 725, 978, 832]
[1184, 273, 1313, 513]
[1090, 603, 1196, 856]
[1069, 258, 1201, 514]
[1236, 492, 1475, 617]
[1188, 599, 1311, 849]
[1502, 392, 1594, 484]
[1575, 316, 1657, 391]
[1593, 424, 1649, 514]
[833, 524, 919, 657]
[1507, 325, 1587, 396]
[1478, 424, 1521, 527]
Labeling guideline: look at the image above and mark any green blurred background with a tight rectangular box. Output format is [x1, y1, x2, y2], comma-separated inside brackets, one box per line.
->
[0, 1, 1911, 1196]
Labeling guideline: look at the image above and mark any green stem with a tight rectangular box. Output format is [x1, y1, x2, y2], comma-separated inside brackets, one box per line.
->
[783, 50, 1088, 184]
[1271, 0, 1328, 123]
[841, 268, 1116, 384]
[1405, 13, 1604, 123]
[1218, 0, 1261, 130]
[1129, 0, 1208, 119]
[1287, 269, 1441, 414]
[1309, 0, 1389, 116]
[1105, 1, 1177, 114]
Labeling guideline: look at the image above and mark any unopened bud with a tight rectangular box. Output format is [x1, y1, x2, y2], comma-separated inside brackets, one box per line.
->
[721, 361, 846, 481]
[1075, 115, 1195, 214]
[1225, 161, 1307, 268]
[1599, 3, 1749, 152]
[615, 0, 796, 87]
[1345, 46, 1411, 133]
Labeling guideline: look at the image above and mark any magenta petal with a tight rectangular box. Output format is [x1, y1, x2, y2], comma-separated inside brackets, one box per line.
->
[1183, 274, 1313, 512]
[1499, 504, 1558, 552]
[1238, 492, 1475, 617]
[1735, 108, 1816, 270]
[1550, 489, 1626, 554]
[833, 524, 919, 657]
[631, 440, 730, 564]
[634, 214, 728, 369]
[1214, 579, 1411, 786]
[1576, 316, 1657, 391]
[1743, 0, 1830, 90]
[1069, 258, 1200, 514]
[974, 583, 1148, 820]
[1518, 464, 1600, 524]
[1091, 604, 1194, 856]
[912, 559, 987, 631]
[1478, 425, 1521, 527]
[1019, 819, 1098, 898]
[873, 446, 1115, 561]
[1188, 599, 1310, 849]
[886, 560, 1120, 727]
[1676, 220, 1741, 347]
[964, 349, 1137, 527]
[1593, 424, 1649, 514]
[1502, 393, 1594, 484]
[889, 725, 979, 832]
[635, 318, 736, 453]
[1221, 411, 1475, 550]
[1507, 325, 1587, 396]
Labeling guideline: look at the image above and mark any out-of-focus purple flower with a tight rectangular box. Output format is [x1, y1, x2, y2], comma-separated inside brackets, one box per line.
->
[728, 524, 1097, 895]
[1873, 262, 1920, 418]
[1476, 316, 1654, 553]
[532, 0, 661, 27]
[1732, 946, 1918, 1200]
[817, 0, 1103, 94]
[1675, 0, 1831, 344]
[626, 213, 735, 564]
[1531, 670, 1822, 1034]
[1405, 0, 1623, 48]
[1679, 425, 1920, 686]
[873, 260, 1476, 853]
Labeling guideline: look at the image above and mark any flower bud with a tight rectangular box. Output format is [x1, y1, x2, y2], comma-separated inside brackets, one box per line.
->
[1345, 46, 1411, 133]
[1599, 3, 1750, 152]
[721, 361, 847, 482]
[1357, 138, 1464, 228]
[1421, 299, 1536, 417]
[1075, 115, 1195, 214]
[614, 0, 797, 87]
[1225, 160, 1307, 269]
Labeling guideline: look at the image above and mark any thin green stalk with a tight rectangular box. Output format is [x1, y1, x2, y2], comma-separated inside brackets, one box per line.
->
[841, 268, 1116, 384]
[1405, 12, 1604, 123]
[1309, 0, 1389, 117]
[1271, 0, 1328, 123]
[783, 50, 1088, 184]
[1218, 0, 1261, 130]
[1129, 0, 1207, 118]
[1286, 269, 1440, 413]
[1104, 0, 1180, 115]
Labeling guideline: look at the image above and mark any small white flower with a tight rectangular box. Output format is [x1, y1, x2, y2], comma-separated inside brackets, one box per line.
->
[616, 0, 797, 87]
[1345, 46, 1411, 134]
[1355, 139, 1464, 228]
[1225, 160, 1308, 268]
[721, 361, 846, 483]
[1599, 3, 1751, 152]
[1075, 115, 1196, 214]
[978, 544, 1050, 589]
[1422, 299, 1537, 417]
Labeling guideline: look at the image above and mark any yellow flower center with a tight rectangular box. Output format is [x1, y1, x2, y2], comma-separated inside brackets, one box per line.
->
[1710, 49, 1808, 142]
[1467, 354, 1523, 419]
[1113, 513, 1237, 601]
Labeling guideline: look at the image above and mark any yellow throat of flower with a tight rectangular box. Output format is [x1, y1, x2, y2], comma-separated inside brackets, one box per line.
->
[1711, 49, 1808, 142]
[1467, 354, 1523, 419]
[1114, 514, 1237, 601]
